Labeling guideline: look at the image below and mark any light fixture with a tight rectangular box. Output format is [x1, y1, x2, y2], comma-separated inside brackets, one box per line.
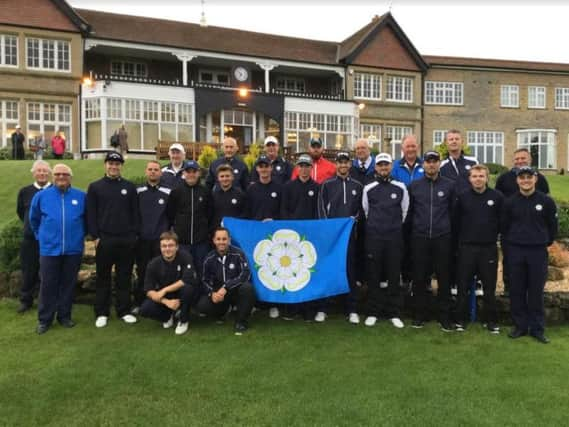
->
[358, 103, 366, 110]
[238, 88, 248, 98]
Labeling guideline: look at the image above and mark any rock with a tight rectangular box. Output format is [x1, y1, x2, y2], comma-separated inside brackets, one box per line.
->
[547, 266, 565, 281]
[83, 241, 96, 264]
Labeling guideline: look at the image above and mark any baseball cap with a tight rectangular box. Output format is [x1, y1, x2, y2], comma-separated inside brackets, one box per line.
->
[104, 151, 124, 163]
[336, 152, 351, 162]
[516, 166, 537, 176]
[296, 154, 313, 166]
[169, 143, 186, 154]
[309, 138, 323, 147]
[183, 160, 200, 171]
[255, 154, 271, 166]
[375, 153, 392, 164]
[423, 151, 441, 161]
[264, 136, 279, 146]
[15, 124, 21, 129]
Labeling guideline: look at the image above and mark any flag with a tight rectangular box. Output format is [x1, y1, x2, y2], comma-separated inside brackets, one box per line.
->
[223, 217, 354, 304]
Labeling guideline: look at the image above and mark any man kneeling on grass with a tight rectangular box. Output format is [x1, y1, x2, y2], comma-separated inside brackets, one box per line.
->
[140, 231, 199, 335]
[197, 227, 256, 335]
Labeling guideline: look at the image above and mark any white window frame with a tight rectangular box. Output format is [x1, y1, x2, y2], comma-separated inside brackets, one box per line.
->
[199, 69, 230, 86]
[528, 86, 546, 109]
[386, 76, 413, 103]
[466, 131, 504, 165]
[25, 37, 70, 72]
[500, 85, 519, 108]
[110, 60, 148, 78]
[0, 34, 18, 68]
[0, 100, 20, 147]
[516, 129, 557, 170]
[425, 81, 463, 105]
[360, 123, 382, 149]
[555, 87, 569, 110]
[385, 125, 413, 160]
[26, 102, 73, 150]
[285, 111, 356, 152]
[276, 77, 306, 93]
[433, 129, 448, 147]
[353, 72, 382, 100]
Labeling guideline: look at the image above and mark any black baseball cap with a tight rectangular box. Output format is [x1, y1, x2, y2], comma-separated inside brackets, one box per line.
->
[183, 160, 200, 171]
[104, 151, 124, 163]
[255, 155, 271, 166]
[309, 138, 323, 147]
[423, 151, 440, 161]
[516, 166, 537, 176]
[336, 152, 351, 162]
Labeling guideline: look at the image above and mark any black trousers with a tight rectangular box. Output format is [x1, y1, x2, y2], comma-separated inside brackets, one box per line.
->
[139, 284, 196, 324]
[196, 282, 256, 323]
[456, 243, 498, 324]
[365, 236, 403, 318]
[412, 234, 452, 322]
[20, 237, 40, 307]
[508, 244, 548, 335]
[501, 241, 511, 292]
[38, 254, 82, 325]
[94, 235, 136, 317]
[134, 239, 161, 306]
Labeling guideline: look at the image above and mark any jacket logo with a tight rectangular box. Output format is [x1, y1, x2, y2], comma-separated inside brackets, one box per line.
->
[391, 193, 397, 199]
[487, 200, 494, 206]
[199, 196, 203, 202]
[229, 263, 235, 269]
[187, 264, 192, 269]
[276, 165, 281, 171]
[71, 199, 78, 205]
[158, 198, 165, 205]
[177, 265, 181, 271]
[438, 191, 444, 197]
[418, 168, 424, 173]
[352, 189, 357, 196]
[233, 169, 239, 175]
[536, 204, 543, 211]
[121, 189, 127, 195]
[271, 192, 277, 198]
[465, 165, 472, 170]
[308, 190, 314, 196]
[231, 198, 237, 205]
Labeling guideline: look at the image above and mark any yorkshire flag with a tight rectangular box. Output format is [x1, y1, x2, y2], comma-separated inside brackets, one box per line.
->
[223, 217, 354, 304]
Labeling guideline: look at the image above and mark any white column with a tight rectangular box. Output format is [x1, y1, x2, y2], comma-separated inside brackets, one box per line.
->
[336, 70, 345, 98]
[257, 63, 276, 93]
[101, 96, 108, 149]
[206, 113, 213, 142]
[174, 53, 196, 86]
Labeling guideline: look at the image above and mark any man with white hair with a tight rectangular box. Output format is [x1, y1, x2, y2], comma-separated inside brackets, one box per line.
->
[160, 143, 187, 189]
[16, 160, 51, 313]
[206, 137, 250, 191]
[250, 136, 292, 185]
[349, 138, 375, 185]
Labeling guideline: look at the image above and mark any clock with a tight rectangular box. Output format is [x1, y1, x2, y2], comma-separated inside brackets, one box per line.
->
[233, 66, 249, 82]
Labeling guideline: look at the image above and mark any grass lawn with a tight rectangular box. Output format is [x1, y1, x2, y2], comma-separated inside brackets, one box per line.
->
[1, 299, 568, 426]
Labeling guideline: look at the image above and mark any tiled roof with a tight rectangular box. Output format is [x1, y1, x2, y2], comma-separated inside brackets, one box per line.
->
[425, 55, 569, 73]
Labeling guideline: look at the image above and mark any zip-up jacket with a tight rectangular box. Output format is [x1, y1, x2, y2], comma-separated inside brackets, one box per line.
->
[495, 169, 550, 197]
[440, 152, 478, 194]
[281, 178, 319, 219]
[407, 174, 456, 238]
[144, 251, 199, 292]
[455, 187, 504, 244]
[291, 156, 336, 184]
[349, 156, 375, 185]
[17, 182, 51, 239]
[362, 176, 409, 238]
[210, 186, 247, 229]
[202, 245, 251, 293]
[86, 176, 138, 239]
[318, 175, 363, 220]
[160, 162, 186, 189]
[391, 157, 425, 187]
[205, 156, 250, 191]
[245, 180, 282, 220]
[502, 191, 558, 246]
[250, 156, 292, 185]
[167, 182, 210, 245]
[137, 183, 171, 240]
[29, 185, 86, 256]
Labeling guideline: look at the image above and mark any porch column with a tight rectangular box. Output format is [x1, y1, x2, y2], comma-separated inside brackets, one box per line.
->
[174, 53, 196, 86]
[257, 62, 276, 93]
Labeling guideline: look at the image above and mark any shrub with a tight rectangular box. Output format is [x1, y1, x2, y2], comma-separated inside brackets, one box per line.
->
[435, 142, 472, 159]
[243, 144, 261, 171]
[557, 202, 569, 238]
[485, 163, 509, 175]
[198, 146, 218, 170]
[0, 218, 23, 274]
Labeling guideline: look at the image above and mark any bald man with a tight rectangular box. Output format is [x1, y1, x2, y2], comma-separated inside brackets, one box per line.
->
[205, 137, 250, 191]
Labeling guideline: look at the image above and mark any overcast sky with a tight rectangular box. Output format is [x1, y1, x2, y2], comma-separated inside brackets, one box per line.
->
[69, 0, 569, 64]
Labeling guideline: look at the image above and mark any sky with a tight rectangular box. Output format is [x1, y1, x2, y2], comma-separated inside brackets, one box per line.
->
[69, 0, 569, 64]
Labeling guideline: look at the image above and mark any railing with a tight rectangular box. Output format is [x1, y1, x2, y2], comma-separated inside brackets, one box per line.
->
[272, 89, 346, 101]
[94, 73, 182, 86]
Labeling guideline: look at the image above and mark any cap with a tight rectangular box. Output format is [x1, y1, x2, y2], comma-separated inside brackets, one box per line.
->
[255, 154, 271, 166]
[336, 151, 351, 162]
[15, 124, 21, 129]
[183, 160, 200, 171]
[375, 153, 392, 164]
[169, 143, 186, 154]
[309, 138, 323, 147]
[516, 166, 537, 176]
[104, 151, 124, 163]
[423, 151, 441, 161]
[296, 154, 313, 166]
[264, 136, 279, 146]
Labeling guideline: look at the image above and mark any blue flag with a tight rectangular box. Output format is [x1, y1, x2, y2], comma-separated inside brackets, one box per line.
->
[223, 217, 354, 304]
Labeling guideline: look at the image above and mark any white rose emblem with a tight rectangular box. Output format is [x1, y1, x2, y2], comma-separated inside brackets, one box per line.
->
[187, 264, 192, 269]
[199, 197, 203, 202]
[276, 166, 282, 171]
[158, 198, 164, 205]
[229, 263, 235, 270]
[465, 165, 471, 170]
[253, 229, 317, 293]
[418, 168, 424, 173]
[308, 190, 314, 197]
[177, 265, 181, 271]
[233, 169, 239, 175]
[438, 191, 444, 197]
[352, 189, 357, 196]
[536, 204, 543, 211]
[487, 200, 494, 206]
[271, 192, 277, 198]
[121, 189, 127, 195]
[391, 193, 397, 199]
[231, 198, 237, 205]
[71, 199, 78, 205]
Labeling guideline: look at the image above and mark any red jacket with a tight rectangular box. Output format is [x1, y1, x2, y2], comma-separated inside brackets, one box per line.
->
[51, 135, 65, 155]
[291, 156, 336, 184]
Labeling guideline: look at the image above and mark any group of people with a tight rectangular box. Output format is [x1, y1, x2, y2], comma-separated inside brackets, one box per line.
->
[11, 125, 66, 160]
[17, 130, 558, 343]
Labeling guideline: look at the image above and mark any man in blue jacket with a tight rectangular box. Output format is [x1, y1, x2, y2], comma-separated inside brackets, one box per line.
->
[30, 164, 86, 334]
[390, 134, 424, 186]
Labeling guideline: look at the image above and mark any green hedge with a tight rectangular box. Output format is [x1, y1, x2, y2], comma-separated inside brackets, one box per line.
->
[0, 218, 22, 273]
[557, 202, 569, 238]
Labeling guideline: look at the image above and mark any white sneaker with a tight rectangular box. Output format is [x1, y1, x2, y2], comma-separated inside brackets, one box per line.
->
[314, 311, 327, 323]
[269, 307, 280, 319]
[163, 315, 174, 329]
[121, 314, 137, 324]
[390, 317, 404, 329]
[348, 312, 360, 324]
[175, 321, 189, 335]
[364, 316, 377, 327]
[95, 316, 108, 328]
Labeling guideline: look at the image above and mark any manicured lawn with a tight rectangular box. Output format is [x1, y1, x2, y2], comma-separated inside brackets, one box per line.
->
[0, 299, 568, 426]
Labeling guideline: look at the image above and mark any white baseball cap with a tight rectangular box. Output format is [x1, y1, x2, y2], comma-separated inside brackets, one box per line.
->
[264, 136, 279, 145]
[169, 143, 185, 154]
[375, 153, 392, 164]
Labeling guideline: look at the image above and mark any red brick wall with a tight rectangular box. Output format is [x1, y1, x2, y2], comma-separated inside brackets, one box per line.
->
[352, 25, 420, 72]
[0, 0, 78, 32]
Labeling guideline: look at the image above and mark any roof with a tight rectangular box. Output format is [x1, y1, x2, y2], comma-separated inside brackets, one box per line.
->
[76, 9, 339, 65]
[425, 55, 569, 74]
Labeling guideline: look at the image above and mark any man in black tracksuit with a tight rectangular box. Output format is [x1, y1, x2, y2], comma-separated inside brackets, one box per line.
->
[140, 231, 199, 336]
[167, 160, 211, 276]
[87, 152, 139, 327]
[245, 155, 282, 221]
[439, 129, 478, 195]
[454, 164, 503, 333]
[250, 136, 292, 185]
[16, 160, 52, 312]
[205, 137, 249, 191]
[315, 151, 363, 323]
[134, 161, 171, 309]
[495, 147, 549, 296]
[407, 150, 456, 331]
[197, 227, 256, 335]
[502, 166, 558, 344]
[210, 164, 247, 230]
[362, 153, 408, 329]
